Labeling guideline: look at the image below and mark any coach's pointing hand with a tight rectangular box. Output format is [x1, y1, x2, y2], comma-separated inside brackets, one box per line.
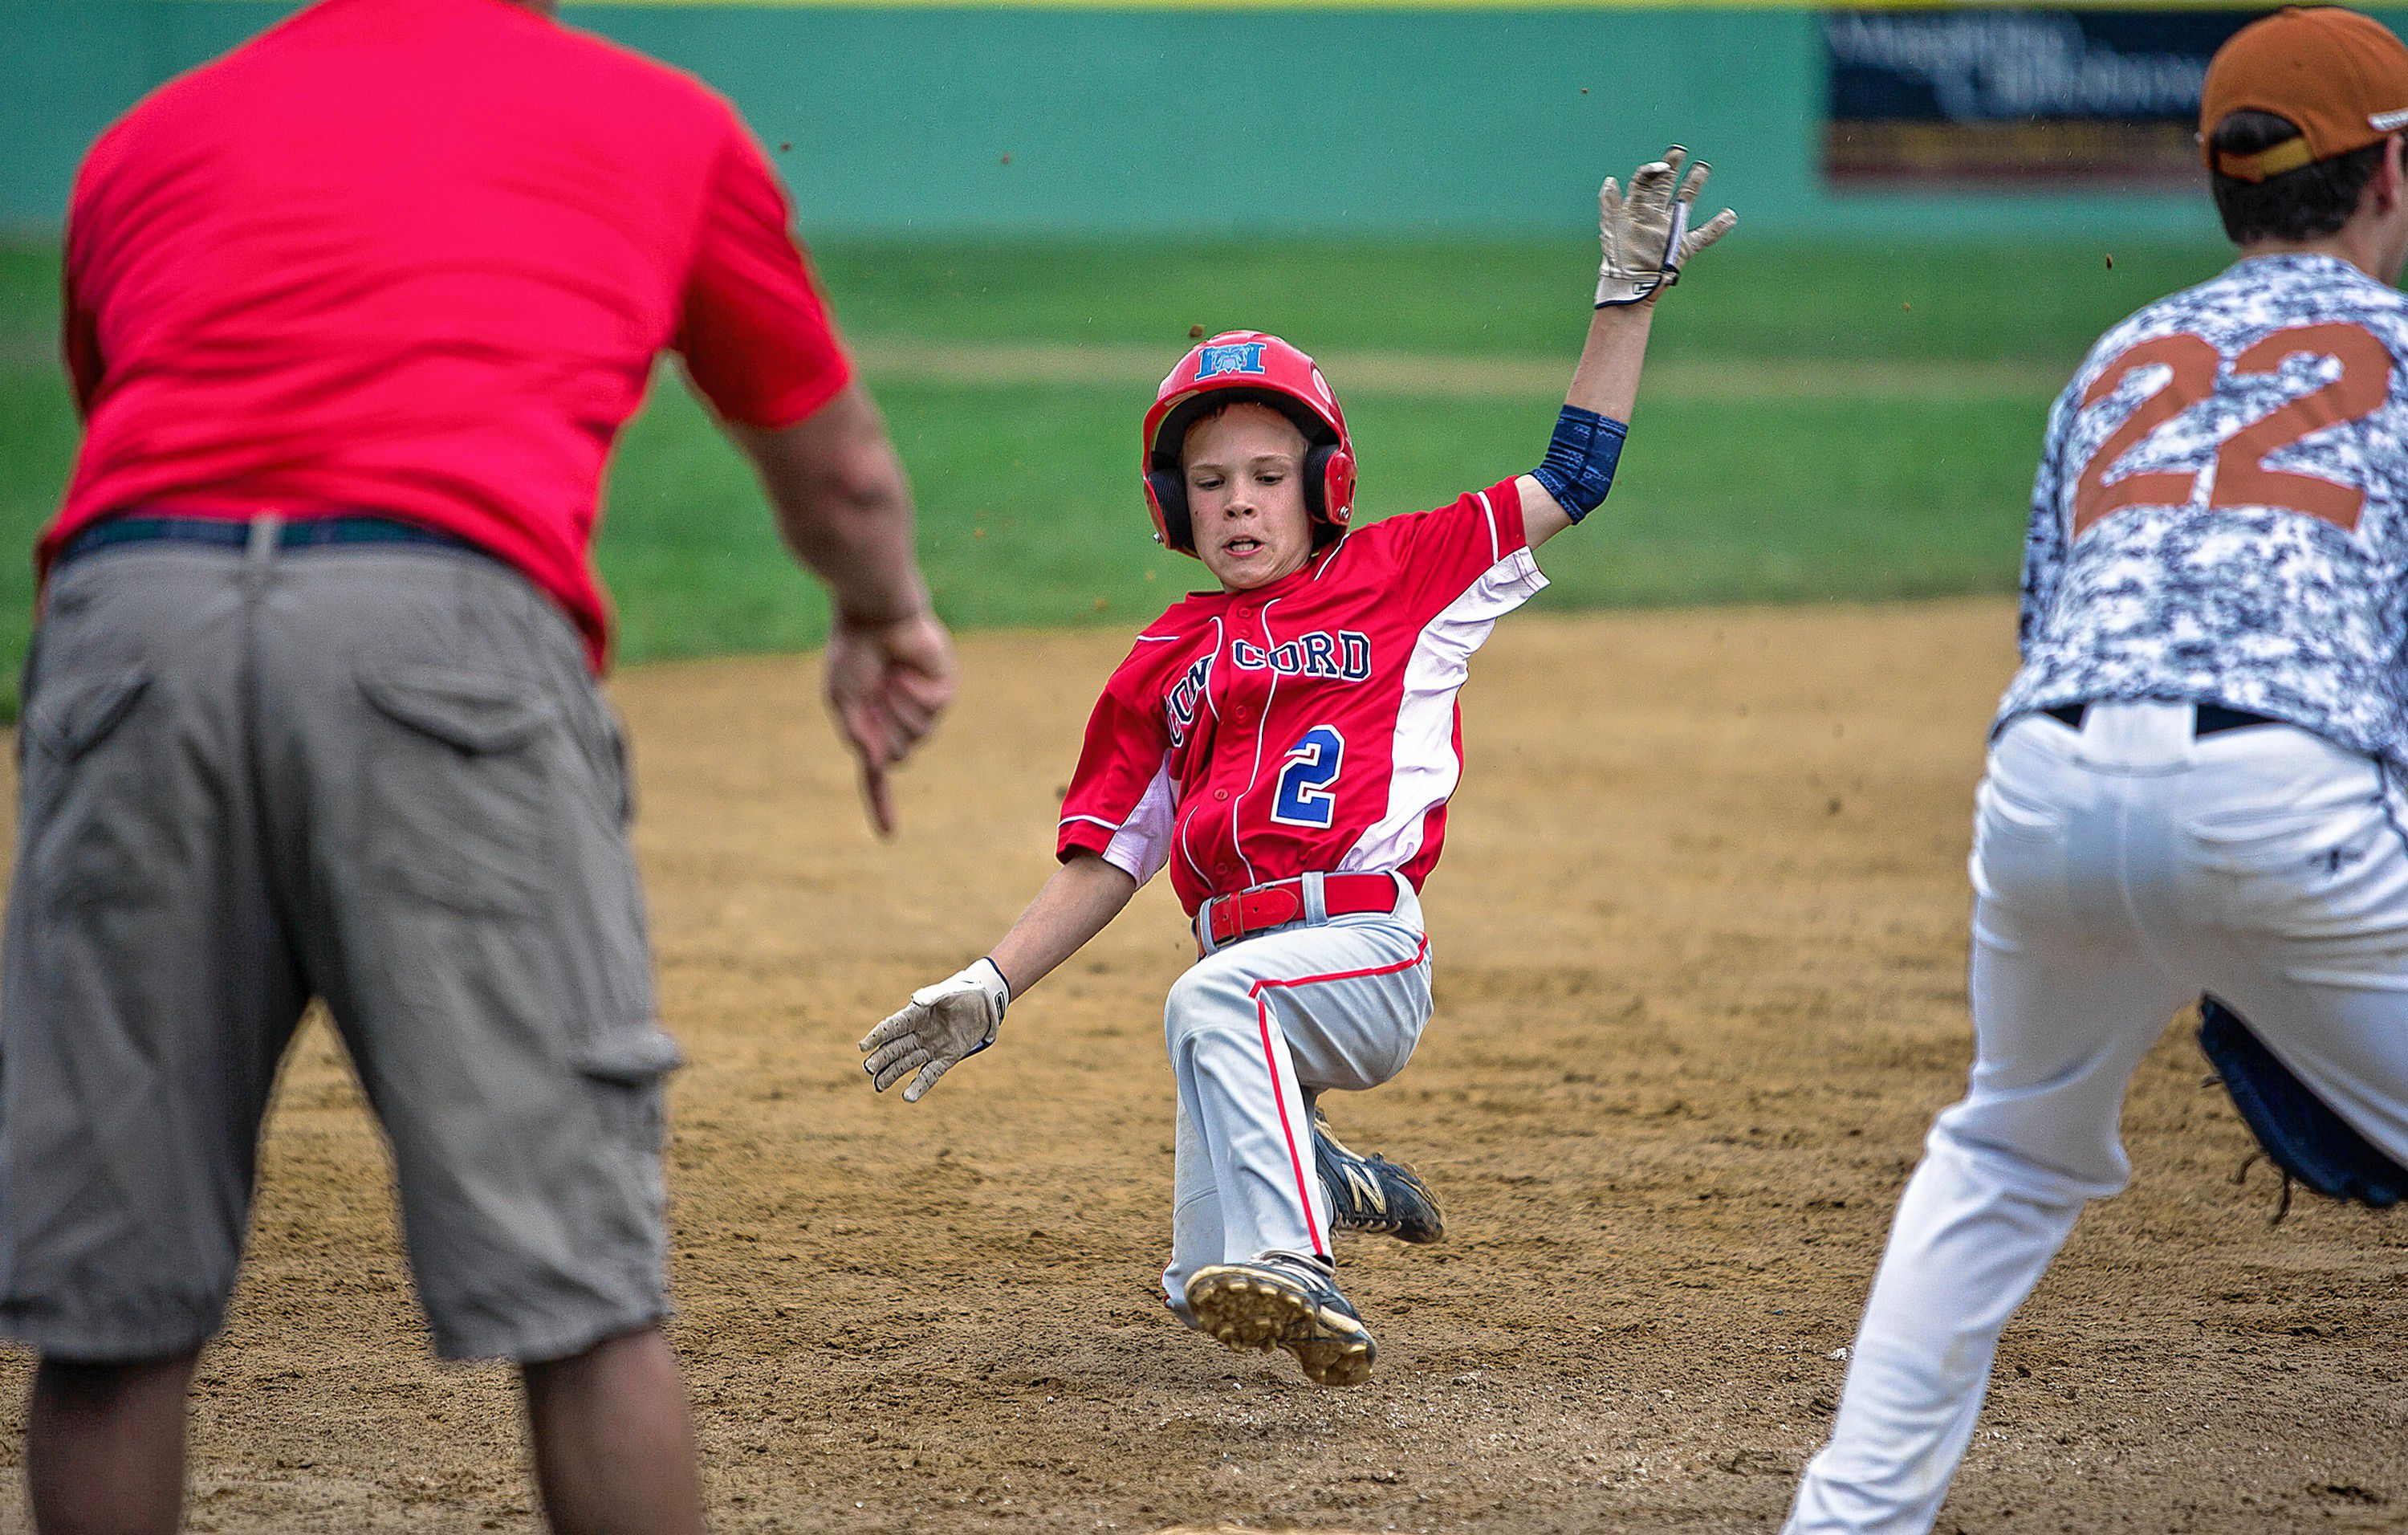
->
[861, 958, 1011, 1101]
[825, 608, 956, 837]
[1596, 145, 1736, 307]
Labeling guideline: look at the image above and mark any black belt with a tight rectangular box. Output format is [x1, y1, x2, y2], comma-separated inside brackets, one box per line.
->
[55, 514, 478, 570]
[2044, 701, 2280, 737]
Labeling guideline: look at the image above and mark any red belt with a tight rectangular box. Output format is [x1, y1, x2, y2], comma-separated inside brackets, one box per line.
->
[1200, 873, 1400, 948]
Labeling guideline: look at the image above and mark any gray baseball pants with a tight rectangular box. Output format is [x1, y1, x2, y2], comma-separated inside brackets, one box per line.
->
[1162, 874, 1431, 1312]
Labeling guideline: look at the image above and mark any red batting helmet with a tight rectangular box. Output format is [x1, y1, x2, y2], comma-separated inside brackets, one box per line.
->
[1141, 331, 1357, 556]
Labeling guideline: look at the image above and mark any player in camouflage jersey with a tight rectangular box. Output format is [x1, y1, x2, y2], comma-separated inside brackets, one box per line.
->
[1787, 9, 2408, 1530]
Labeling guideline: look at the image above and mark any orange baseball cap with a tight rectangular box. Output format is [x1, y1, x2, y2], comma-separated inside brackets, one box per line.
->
[2200, 6, 2408, 181]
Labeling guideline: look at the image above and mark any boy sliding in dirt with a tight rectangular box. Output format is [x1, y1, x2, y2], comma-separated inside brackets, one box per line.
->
[863, 151, 1732, 1385]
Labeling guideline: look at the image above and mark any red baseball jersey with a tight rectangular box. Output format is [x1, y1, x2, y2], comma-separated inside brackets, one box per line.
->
[1058, 478, 1545, 918]
[52, 0, 852, 669]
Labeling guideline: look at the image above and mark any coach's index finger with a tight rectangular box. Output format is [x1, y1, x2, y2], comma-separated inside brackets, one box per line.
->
[859, 756, 897, 838]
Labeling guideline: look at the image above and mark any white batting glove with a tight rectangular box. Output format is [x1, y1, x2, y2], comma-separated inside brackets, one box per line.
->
[1596, 145, 1737, 307]
[860, 958, 1011, 1102]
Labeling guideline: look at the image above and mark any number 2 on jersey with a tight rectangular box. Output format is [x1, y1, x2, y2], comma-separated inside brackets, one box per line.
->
[1271, 726, 1345, 829]
[2071, 321, 2390, 538]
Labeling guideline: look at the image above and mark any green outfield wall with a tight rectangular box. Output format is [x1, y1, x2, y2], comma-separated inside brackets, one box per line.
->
[9, 0, 2361, 241]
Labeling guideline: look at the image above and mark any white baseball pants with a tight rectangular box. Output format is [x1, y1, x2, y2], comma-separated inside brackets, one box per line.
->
[1787, 701, 2408, 1534]
[1160, 875, 1432, 1313]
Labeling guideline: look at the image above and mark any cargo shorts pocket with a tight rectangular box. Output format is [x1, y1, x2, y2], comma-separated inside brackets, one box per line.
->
[21, 670, 159, 907]
[359, 664, 560, 918]
[567, 1024, 682, 1259]
[572, 1025, 683, 1140]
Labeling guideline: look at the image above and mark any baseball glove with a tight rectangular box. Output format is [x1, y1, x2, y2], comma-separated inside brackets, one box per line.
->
[860, 958, 1010, 1101]
[1596, 145, 1737, 307]
[2199, 996, 2408, 1220]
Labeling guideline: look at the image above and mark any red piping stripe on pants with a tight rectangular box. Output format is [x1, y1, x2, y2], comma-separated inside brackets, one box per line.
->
[1245, 933, 1432, 1260]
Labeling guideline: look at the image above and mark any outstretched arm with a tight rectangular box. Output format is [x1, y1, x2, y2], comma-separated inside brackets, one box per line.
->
[1520, 148, 1735, 551]
[858, 853, 1137, 1101]
[990, 853, 1141, 999]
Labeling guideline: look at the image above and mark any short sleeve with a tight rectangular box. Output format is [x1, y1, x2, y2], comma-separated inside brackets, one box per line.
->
[1057, 685, 1175, 886]
[1372, 478, 1548, 622]
[675, 124, 853, 430]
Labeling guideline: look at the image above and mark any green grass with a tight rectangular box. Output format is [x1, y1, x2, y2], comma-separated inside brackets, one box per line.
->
[1, 235, 2238, 710]
[807, 236, 2221, 363]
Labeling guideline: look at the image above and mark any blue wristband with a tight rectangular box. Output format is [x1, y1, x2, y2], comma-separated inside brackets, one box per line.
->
[1531, 405, 1628, 523]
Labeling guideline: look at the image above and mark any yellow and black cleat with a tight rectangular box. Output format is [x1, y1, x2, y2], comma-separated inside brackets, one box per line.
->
[1313, 1107, 1445, 1244]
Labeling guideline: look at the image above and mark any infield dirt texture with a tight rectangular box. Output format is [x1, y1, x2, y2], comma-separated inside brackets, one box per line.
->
[2, 600, 2402, 1533]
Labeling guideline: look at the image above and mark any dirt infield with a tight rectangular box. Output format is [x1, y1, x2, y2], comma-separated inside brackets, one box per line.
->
[4, 599, 2406, 1533]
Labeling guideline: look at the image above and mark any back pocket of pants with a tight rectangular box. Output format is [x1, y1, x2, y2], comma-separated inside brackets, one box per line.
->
[358, 664, 559, 917]
[2189, 795, 2394, 935]
[22, 670, 159, 907]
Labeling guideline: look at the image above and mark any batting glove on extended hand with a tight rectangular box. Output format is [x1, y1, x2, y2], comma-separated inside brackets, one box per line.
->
[1596, 145, 1737, 307]
[860, 958, 1011, 1101]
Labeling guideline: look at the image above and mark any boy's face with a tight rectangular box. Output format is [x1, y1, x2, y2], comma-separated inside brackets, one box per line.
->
[1183, 403, 1317, 592]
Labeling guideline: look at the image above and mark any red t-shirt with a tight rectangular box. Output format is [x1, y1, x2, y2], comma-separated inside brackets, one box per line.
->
[1056, 481, 1548, 918]
[53, 0, 851, 668]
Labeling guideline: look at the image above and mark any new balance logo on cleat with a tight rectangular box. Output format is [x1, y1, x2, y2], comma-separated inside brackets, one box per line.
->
[1340, 1162, 1386, 1215]
[1312, 1107, 1444, 1244]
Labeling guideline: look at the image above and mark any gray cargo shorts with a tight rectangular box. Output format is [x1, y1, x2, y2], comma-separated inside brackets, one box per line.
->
[0, 519, 678, 1363]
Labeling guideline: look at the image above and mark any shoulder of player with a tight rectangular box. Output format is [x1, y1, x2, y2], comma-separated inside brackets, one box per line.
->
[100, 2, 736, 171]
[2072, 262, 2408, 394]
[534, 17, 746, 139]
[78, 23, 260, 178]
[2072, 285, 2213, 385]
[1109, 601, 1218, 673]
[1342, 482, 1514, 548]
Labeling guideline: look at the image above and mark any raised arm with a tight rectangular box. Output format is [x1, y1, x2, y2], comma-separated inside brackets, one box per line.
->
[858, 852, 1138, 1101]
[1520, 148, 1735, 550]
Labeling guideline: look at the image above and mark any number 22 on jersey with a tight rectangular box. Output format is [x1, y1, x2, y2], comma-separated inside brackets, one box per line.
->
[2071, 322, 2390, 538]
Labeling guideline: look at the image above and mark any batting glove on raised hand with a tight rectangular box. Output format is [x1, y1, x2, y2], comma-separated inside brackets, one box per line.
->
[1596, 145, 1737, 307]
[860, 958, 1011, 1101]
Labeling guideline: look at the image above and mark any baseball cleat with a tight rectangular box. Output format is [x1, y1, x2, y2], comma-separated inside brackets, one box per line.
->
[1313, 1107, 1445, 1244]
[1184, 1257, 1377, 1387]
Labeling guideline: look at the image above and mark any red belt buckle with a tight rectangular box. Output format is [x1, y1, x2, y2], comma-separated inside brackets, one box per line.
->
[1241, 883, 1304, 936]
[1210, 879, 1303, 946]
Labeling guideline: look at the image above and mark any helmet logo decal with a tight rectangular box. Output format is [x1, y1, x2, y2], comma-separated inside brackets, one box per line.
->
[1195, 342, 1267, 380]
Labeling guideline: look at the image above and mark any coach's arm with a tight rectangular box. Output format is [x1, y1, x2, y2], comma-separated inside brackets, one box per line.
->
[731, 382, 956, 836]
[1520, 149, 1735, 552]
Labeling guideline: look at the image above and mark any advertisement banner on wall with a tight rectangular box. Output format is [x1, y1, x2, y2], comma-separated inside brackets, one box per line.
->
[1824, 8, 2268, 189]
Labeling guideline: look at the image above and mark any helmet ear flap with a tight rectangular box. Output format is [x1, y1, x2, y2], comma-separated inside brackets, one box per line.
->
[1322, 445, 1357, 529]
[1146, 466, 1194, 552]
[1304, 442, 1357, 529]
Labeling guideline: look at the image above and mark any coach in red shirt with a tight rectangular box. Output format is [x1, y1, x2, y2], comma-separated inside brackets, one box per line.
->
[9, 0, 952, 1529]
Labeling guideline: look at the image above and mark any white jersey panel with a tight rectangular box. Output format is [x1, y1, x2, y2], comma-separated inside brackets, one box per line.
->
[1102, 759, 1176, 886]
[1342, 546, 1547, 873]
